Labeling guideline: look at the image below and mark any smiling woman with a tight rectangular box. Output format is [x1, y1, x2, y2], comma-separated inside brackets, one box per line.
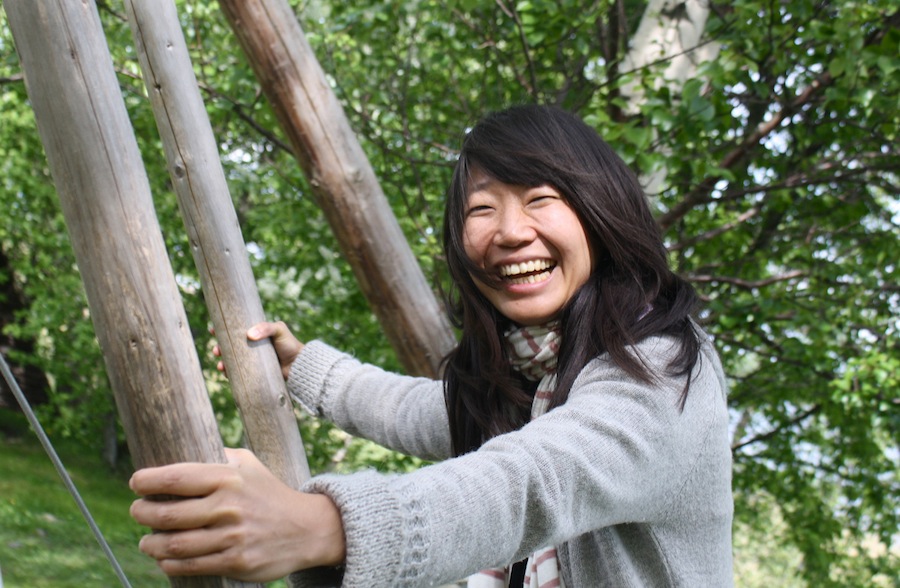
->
[129, 105, 734, 588]
[442, 106, 707, 453]
[462, 174, 593, 326]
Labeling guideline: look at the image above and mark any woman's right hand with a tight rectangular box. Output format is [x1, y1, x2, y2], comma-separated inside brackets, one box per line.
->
[248, 321, 304, 380]
[130, 448, 345, 580]
[215, 321, 304, 381]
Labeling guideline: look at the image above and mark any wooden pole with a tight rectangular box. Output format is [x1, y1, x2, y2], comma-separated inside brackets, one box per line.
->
[122, 0, 310, 487]
[217, 0, 458, 378]
[5, 2, 255, 586]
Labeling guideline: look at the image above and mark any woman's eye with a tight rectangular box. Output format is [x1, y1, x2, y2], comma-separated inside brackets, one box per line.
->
[529, 194, 558, 205]
[466, 204, 493, 216]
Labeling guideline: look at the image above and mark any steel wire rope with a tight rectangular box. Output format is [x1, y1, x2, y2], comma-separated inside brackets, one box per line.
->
[0, 351, 133, 588]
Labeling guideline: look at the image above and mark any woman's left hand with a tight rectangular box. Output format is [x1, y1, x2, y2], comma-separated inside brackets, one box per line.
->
[129, 448, 345, 581]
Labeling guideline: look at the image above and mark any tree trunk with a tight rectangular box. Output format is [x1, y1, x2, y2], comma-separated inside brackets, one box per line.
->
[217, 0, 457, 378]
[123, 0, 310, 488]
[5, 1, 256, 586]
[621, 0, 718, 94]
[620, 0, 719, 196]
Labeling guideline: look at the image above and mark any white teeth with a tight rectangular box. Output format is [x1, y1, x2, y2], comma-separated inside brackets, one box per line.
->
[508, 272, 551, 285]
[499, 259, 553, 278]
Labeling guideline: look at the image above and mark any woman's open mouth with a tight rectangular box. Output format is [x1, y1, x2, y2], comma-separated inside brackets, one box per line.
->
[499, 259, 556, 285]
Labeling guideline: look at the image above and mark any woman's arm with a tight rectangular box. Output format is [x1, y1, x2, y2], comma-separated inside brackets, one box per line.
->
[287, 340, 452, 461]
[296, 335, 731, 587]
[218, 322, 452, 461]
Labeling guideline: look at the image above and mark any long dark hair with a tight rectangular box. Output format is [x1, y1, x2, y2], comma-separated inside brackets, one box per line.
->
[442, 105, 701, 456]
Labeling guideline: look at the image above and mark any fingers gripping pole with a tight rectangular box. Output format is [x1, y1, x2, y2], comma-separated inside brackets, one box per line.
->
[123, 0, 311, 487]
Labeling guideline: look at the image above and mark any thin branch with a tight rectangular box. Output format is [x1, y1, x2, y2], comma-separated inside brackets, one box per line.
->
[668, 207, 760, 252]
[195, 81, 294, 155]
[659, 71, 835, 231]
[713, 327, 836, 379]
[731, 404, 821, 452]
[0, 74, 25, 84]
[449, 6, 534, 94]
[495, 0, 539, 96]
[687, 269, 805, 289]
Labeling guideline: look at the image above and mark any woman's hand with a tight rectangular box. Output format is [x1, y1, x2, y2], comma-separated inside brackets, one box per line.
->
[214, 321, 304, 380]
[129, 448, 345, 581]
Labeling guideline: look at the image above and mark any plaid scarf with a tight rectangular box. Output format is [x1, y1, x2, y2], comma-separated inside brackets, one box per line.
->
[467, 323, 566, 588]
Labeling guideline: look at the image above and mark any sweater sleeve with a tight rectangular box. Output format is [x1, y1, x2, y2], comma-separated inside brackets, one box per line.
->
[286, 340, 453, 462]
[292, 335, 731, 587]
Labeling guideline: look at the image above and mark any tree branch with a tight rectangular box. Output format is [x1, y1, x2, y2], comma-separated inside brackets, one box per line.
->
[659, 71, 835, 231]
[731, 404, 821, 452]
[668, 207, 760, 252]
[196, 81, 294, 155]
[688, 269, 805, 289]
[449, 5, 535, 95]
[495, 0, 539, 96]
[0, 73, 25, 84]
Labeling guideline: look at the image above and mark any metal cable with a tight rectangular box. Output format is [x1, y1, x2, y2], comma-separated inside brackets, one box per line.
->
[0, 352, 133, 588]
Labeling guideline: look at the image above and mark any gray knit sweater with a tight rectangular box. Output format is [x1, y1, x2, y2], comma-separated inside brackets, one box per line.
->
[286, 331, 733, 587]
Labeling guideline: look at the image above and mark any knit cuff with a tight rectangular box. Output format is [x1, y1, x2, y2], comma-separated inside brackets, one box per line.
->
[301, 471, 429, 588]
[287, 340, 349, 417]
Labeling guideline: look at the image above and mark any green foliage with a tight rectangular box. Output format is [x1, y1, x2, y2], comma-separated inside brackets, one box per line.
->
[0, 0, 897, 584]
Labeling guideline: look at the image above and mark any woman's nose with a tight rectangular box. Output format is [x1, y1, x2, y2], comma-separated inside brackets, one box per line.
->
[493, 206, 536, 246]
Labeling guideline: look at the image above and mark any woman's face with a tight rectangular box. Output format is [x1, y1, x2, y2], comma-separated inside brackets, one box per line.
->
[462, 171, 594, 326]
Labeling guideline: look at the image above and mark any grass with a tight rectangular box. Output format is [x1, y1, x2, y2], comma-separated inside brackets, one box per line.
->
[0, 409, 289, 587]
[0, 409, 166, 587]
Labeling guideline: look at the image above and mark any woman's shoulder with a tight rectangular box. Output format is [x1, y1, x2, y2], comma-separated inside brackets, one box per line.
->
[574, 324, 726, 400]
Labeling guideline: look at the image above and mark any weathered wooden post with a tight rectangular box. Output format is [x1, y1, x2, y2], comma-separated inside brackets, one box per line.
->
[122, 0, 310, 487]
[5, 2, 255, 586]
[217, 0, 458, 378]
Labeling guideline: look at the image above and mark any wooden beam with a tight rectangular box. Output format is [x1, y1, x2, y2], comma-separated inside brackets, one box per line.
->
[217, 0, 457, 378]
[5, 1, 255, 586]
[123, 0, 310, 488]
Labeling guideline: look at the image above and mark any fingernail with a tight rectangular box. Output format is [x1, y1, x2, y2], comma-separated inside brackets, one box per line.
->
[248, 327, 260, 339]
